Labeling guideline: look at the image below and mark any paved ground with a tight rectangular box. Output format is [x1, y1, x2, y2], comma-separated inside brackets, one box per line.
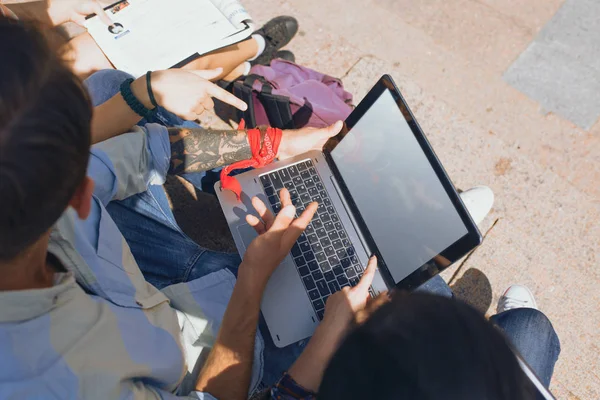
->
[170, 0, 599, 397]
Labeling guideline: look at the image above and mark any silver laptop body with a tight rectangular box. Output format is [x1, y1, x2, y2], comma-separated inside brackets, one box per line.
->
[215, 150, 388, 347]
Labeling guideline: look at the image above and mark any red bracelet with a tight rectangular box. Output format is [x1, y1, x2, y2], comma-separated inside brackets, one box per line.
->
[220, 119, 282, 200]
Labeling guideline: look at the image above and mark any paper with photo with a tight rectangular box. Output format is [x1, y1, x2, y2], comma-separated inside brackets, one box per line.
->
[85, 0, 253, 77]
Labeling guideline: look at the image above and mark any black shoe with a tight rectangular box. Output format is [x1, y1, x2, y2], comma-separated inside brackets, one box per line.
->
[251, 16, 299, 66]
[274, 50, 295, 63]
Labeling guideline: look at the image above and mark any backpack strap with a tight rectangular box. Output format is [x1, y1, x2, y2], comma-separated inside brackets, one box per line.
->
[260, 92, 294, 129]
[244, 74, 272, 94]
[239, 74, 295, 129]
[232, 81, 257, 128]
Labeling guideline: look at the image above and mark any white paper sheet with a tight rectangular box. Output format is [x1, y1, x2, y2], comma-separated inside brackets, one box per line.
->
[85, 0, 253, 77]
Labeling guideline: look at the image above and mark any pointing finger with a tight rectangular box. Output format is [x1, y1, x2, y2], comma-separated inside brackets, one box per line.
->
[206, 83, 248, 111]
[355, 256, 378, 294]
[282, 202, 318, 249]
[279, 188, 292, 208]
[78, 1, 113, 26]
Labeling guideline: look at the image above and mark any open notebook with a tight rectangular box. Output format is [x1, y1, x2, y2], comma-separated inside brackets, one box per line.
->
[85, 0, 254, 77]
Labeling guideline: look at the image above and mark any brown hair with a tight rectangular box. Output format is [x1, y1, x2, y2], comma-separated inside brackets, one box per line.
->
[0, 16, 92, 260]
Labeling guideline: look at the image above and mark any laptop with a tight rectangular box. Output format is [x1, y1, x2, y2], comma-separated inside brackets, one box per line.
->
[215, 75, 482, 347]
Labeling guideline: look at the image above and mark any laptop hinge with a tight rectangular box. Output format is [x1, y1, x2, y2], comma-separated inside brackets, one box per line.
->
[329, 175, 373, 258]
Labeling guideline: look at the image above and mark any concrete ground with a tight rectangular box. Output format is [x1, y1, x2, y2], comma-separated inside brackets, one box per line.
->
[169, 0, 599, 398]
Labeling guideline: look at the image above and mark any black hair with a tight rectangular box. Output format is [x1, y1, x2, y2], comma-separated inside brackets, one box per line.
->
[319, 293, 535, 399]
[0, 16, 92, 260]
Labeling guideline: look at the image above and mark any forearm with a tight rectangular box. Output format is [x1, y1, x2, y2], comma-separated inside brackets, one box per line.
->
[91, 76, 152, 144]
[287, 323, 346, 393]
[91, 92, 143, 144]
[195, 274, 263, 399]
[167, 127, 252, 175]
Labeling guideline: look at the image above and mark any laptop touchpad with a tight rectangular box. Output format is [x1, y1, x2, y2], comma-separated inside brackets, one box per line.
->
[237, 224, 258, 251]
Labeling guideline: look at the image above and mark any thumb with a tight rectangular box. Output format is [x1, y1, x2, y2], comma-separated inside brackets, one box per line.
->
[189, 68, 224, 81]
[323, 120, 344, 138]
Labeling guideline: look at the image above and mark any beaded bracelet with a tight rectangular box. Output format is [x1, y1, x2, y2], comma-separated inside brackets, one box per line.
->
[119, 78, 155, 120]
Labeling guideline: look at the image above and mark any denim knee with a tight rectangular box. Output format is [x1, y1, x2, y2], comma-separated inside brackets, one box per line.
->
[85, 69, 135, 107]
[493, 307, 561, 356]
[415, 275, 453, 298]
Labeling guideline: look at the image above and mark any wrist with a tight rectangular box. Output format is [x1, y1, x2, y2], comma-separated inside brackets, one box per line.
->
[287, 321, 343, 393]
[276, 131, 289, 159]
[131, 76, 153, 109]
[236, 263, 268, 300]
[314, 318, 348, 350]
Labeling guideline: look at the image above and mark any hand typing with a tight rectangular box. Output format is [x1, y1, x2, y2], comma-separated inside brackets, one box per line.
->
[319, 256, 382, 340]
[240, 188, 318, 293]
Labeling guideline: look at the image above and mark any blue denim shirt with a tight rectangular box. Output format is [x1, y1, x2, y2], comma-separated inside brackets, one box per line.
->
[0, 124, 264, 399]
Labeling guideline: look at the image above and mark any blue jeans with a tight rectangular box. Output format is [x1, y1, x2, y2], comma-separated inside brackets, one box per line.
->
[491, 308, 560, 388]
[85, 70, 559, 389]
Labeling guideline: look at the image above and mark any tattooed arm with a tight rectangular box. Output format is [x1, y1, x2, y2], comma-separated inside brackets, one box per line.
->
[167, 127, 254, 175]
[167, 121, 343, 175]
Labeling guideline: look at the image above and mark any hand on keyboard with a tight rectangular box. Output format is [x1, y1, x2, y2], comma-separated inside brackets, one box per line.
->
[319, 256, 380, 338]
[260, 159, 373, 320]
[286, 257, 383, 392]
[240, 188, 318, 292]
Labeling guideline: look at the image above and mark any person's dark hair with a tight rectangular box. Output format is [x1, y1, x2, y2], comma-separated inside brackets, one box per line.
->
[319, 293, 535, 399]
[0, 16, 92, 260]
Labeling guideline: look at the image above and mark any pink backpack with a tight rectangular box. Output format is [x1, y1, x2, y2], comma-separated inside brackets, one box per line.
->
[233, 60, 354, 129]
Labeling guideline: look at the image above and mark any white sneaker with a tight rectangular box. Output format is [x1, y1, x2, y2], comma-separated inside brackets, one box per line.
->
[459, 186, 494, 226]
[497, 285, 538, 314]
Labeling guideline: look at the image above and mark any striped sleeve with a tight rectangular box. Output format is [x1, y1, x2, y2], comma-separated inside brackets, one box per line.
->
[88, 124, 171, 205]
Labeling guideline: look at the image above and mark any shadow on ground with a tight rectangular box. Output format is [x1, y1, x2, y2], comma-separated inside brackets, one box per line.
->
[450, 268, 493, 314]
[163, 176, 236, 253]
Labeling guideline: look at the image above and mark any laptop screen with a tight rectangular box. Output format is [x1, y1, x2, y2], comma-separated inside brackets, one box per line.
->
[330, 89, 469, 284]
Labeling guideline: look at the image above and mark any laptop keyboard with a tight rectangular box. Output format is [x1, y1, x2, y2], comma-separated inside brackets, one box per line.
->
[259, 159, 375, 321]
